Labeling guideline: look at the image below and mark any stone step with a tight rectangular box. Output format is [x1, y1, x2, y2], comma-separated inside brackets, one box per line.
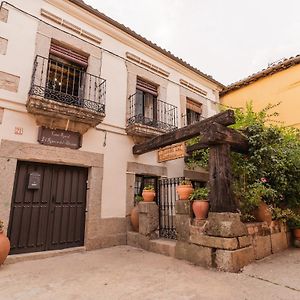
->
[149, 239, 176, 257]
[5, 246, 86, 265]
[127, 231, 140, 248]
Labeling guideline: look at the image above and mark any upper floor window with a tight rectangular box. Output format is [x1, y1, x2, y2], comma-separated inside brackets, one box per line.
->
[135, 77, 158, 124]
[46, 43, 88, 103]
[186, 98, 202, 125]
[29, 43, 106, 114]
[126, 77, 178, 133]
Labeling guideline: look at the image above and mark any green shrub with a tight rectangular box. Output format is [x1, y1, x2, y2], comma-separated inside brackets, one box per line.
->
[186, 102, 300, 220]
[189, 187, 209, 201]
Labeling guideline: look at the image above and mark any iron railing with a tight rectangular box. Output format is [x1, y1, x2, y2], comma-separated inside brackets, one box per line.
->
[29, 55, 106, 114]
[127, 93, 178, 131]
[157, 177, 185, 240]
[181, 113, 206, 127]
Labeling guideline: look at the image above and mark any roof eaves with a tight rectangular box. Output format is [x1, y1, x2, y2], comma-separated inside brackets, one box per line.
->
[221, 54, 300, 96]
[68, 0, 225, 88]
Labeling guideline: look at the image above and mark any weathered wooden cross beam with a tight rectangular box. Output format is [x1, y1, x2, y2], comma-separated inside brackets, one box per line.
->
[132, 110, 248, 213]
[133, 110, 235, 155]
[186, 122, 248, 154]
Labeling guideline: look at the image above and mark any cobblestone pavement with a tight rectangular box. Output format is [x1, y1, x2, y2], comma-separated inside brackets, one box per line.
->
[0, 246, 299, 300]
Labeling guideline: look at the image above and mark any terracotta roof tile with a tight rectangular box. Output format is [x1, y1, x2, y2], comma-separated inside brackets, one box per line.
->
[221, 55, 300, 96]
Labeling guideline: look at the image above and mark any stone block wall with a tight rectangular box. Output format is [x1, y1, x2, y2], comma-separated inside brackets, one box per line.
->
[246, 221, 290, 260]
[174, 201, 291, 273]
[126, 199, 292, 273]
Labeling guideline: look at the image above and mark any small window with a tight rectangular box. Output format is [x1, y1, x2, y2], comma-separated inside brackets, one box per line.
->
[186, 98, 202, 125]
[191, 180, 206, 189]
[134, 175, 158, 203]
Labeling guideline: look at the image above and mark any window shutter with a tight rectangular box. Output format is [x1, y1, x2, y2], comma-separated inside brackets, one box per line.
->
[186, 99, 202, 114]
[136, 77, 158, 96]
[50, 44, 88, 67]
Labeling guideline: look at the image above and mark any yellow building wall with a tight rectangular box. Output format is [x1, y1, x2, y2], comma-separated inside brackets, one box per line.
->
[221, 64, 300, 128]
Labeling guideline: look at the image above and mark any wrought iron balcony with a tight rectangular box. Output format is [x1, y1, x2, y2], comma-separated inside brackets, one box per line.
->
[126, 93, 178, 138]
[29, 55, 106, 113]
[27, 55, 106, 133]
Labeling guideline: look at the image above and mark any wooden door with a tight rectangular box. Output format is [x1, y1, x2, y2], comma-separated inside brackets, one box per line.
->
[8, 161, 88, 255]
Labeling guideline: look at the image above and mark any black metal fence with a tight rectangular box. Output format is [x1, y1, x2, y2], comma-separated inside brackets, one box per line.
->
[127, 93, 178, 131]
[157, 177, 185, 240]
[29, 55, 106, 114]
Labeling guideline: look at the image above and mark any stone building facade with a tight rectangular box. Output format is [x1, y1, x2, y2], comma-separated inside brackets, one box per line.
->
[0, 0, 223, 255]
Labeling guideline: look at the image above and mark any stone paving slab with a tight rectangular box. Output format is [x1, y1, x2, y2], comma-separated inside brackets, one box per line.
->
[0, 246, 299, 300]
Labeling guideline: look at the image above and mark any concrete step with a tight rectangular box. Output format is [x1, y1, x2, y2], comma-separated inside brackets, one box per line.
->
[149, 239, 176, 257]
[5, 246, 86, 265]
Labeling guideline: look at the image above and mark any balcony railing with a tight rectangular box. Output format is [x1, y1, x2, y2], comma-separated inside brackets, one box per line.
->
[29, 55, 106, 114]
[127, 93, 178, 132]
[181, 113, 206, 127]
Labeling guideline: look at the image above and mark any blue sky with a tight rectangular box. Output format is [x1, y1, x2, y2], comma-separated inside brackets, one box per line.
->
[85, 0, 300, 85]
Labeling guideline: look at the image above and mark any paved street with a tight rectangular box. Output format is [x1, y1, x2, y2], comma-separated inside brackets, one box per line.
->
[0, 246, 299, 300]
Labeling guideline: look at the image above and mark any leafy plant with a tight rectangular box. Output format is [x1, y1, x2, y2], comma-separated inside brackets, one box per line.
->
[186, 102, 300, 222]
[272, 207, 295, 223]
[134, 195, 143, 206]
[143, 184, 154, 191]
[287, 214, 300, 229]
[185, 137, 209, 169]
[179, 179, 192, 185]
[189, 187, 209, 201]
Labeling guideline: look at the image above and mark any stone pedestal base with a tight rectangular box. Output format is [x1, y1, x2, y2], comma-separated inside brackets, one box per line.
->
[139, 202, 159, 239]
[216, 246, 255, 272]
[175, 241, 212, 268]
[206, 212, 248, 237]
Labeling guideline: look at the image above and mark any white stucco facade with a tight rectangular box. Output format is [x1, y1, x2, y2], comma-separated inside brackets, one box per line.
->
[0, 0, 223, 251]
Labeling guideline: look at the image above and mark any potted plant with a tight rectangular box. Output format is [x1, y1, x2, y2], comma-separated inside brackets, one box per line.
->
[189, 187, 209, 219]
[287, 213, 300, 241]
[130, 195, 143, 232]
[142, 185, 156, 202]
[176, 179, 194, 200]
[0, 220, 10, 265]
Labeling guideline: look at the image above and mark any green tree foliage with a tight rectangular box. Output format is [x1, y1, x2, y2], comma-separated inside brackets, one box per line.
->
[186, 102, 300, 221]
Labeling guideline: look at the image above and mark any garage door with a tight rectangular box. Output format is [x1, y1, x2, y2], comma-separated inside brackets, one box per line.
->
[8, 161, 88, 255]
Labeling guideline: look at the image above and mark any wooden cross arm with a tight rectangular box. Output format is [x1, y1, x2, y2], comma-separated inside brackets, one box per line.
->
[186, 122, 248, 154]
[133, 110, 235, 155]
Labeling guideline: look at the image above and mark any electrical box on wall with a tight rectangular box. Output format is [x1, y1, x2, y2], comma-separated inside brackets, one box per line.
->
[28, 172, 41, 189]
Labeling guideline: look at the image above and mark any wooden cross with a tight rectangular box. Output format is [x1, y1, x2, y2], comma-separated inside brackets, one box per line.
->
[132, 110, 248, 213]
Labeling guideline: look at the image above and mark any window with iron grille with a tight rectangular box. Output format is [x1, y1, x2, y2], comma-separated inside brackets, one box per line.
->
[45, 43, 88, 105]
[29, 42, 106, 114]
[186, 98, 203, 125]
[134, 175, 158, 204]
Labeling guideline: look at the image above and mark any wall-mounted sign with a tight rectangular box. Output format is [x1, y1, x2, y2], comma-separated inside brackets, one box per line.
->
[157, 142, 186, 163]
[38, 127, 81, 149]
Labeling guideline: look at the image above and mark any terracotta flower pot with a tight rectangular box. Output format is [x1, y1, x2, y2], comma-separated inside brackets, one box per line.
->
[176, 185, 194, 200]
[0, 231, 10, 265]
[293, 228, 300, 241]
[192, 200, 209, 220]
[130, 206, 139, 232]
[142, 190, 155, 202]
[254, 202, 272, 225]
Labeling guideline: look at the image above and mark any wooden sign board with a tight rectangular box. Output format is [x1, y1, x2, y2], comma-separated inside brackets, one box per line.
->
[38, 127, 82, 149]
[157, 142, 186, 163]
